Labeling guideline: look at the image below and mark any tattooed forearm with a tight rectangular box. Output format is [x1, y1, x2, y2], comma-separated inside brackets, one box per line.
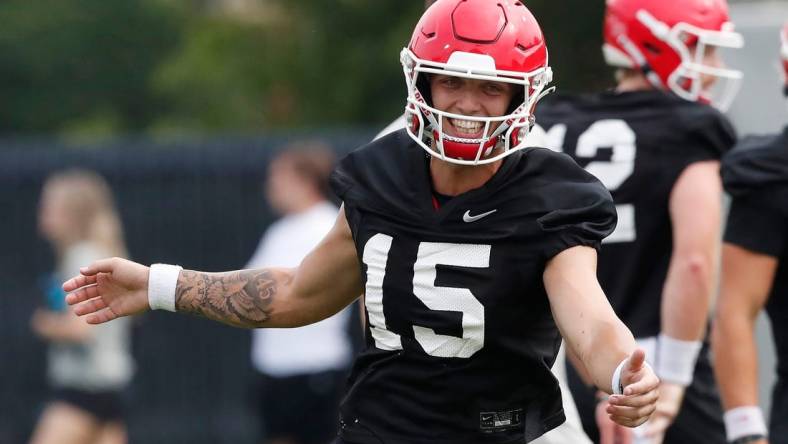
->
[175, 269, 291, 328]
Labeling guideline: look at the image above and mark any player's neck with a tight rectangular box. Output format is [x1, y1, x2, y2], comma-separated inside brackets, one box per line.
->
[429, 156, 502, 196]
[615, 73, 654, 93]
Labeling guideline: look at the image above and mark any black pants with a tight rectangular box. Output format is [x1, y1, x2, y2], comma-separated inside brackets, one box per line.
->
[567, 350, 726, 444]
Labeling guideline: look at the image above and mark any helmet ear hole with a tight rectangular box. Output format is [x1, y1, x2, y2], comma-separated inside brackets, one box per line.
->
[506, 90, 526, 115]
[415, 74, 434, 107]
[643, 42, 662, 55]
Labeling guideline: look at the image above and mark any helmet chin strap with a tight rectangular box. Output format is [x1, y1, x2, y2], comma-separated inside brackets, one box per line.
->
[425, 134, 506, 161]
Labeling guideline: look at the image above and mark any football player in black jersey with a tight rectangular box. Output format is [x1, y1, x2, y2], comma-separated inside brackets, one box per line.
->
[60, 1, 660, 443]
[374, 3, 593, 444]
[534, 0, 742, 442]
[711, 24, 788, 444]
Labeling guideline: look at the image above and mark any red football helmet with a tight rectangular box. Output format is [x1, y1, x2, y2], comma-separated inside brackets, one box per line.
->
[401, 0, 553, 165]
[603, 0, 743, 110]
[781, 21, 788, 93]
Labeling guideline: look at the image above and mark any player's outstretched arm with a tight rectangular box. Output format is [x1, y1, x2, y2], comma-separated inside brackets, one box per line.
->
[711, 244, 775, 444]
[544, 245, 659, 428]
[64, 207, 363, 329]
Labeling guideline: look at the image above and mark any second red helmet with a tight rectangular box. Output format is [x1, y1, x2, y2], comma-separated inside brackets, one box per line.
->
[603, 0, 744, 110]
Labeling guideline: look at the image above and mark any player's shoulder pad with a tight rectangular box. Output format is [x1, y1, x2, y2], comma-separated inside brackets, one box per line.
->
[722, 126, 788, 200]
[675, 100, 737, 157]
[330, 129, 419, 217]
[510, 147, 618, 240]
[331, 129, 408, 192]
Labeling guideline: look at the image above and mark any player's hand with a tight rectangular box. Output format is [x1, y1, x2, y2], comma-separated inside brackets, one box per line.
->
[62, 257, 150, 324]
[635, 382, 685, 443]
[607, 349, 660, 428]
[597, 393, 633, 444]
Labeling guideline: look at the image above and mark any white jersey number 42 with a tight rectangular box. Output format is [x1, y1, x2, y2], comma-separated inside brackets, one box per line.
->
[531, 119, 637, 244]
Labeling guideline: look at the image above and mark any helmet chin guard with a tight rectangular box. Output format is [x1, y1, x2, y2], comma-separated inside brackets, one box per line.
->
[401, 0, 553, 166]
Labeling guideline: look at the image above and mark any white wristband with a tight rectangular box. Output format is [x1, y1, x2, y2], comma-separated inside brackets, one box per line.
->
[656, 334, 702, 386]
[612, 358, 627, 395]
[724, 406, 768, 441]
[148, 264, 182, 312]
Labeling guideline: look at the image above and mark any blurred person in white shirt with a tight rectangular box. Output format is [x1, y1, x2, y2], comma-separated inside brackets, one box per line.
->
[248, 142, 353, 444]
[30, 170, 133, 444]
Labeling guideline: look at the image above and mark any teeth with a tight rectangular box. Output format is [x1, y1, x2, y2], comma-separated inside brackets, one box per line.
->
[450, 118, 483, 134]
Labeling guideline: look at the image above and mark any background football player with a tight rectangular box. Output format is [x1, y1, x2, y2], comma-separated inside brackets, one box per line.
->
[61, 1, 660, 443]
[534, 0, 742, 442]
[711, 23, 788, 444]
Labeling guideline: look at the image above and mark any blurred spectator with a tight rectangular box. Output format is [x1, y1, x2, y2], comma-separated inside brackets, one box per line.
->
[248, 142, 353, 444]
[29, 170, 134, 444]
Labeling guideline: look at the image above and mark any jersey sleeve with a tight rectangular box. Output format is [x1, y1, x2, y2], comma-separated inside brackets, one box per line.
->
[725, 195, 787, 258]
[722, 132, 788, 199]
[722, 130, 788, 257]
[330, 149, 368, 233]
[679, 104, 737, 164]
[330, 151, 358, 203]
[529, 149, 618, 260]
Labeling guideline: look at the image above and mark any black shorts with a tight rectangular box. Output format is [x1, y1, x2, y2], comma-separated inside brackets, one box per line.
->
[50, 387, 126, 423]
[256, 369, 346, 444]
[568, 348, 726, 444]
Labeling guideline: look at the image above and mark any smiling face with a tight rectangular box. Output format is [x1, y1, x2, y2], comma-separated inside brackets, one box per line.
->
[429, 74, 517, 141]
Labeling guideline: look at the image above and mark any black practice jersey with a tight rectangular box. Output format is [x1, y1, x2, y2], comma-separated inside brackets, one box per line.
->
[535, 90, 736, 337]
[330, 130, 616, 444]
[722, 127, 788, 441]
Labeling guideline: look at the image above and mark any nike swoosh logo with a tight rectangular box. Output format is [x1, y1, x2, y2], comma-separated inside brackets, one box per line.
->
[463, 209, 497, 223]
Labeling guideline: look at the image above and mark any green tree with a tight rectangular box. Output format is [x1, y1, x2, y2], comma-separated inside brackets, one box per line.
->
[0, 0, 181, 136]
[152, 0, 423, 132]
[0, 0, 612, 137]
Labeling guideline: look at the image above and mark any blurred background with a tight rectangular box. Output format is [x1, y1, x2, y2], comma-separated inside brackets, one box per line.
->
[0, 0, 786, 443]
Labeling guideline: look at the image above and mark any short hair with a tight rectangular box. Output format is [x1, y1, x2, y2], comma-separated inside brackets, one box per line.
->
[272, 140, 335, 198]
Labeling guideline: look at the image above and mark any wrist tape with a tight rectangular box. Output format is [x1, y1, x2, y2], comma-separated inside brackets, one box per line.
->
[724, 406, 767, 442]
[656, 333, 702, 386]
[612, 358, 627, 395]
